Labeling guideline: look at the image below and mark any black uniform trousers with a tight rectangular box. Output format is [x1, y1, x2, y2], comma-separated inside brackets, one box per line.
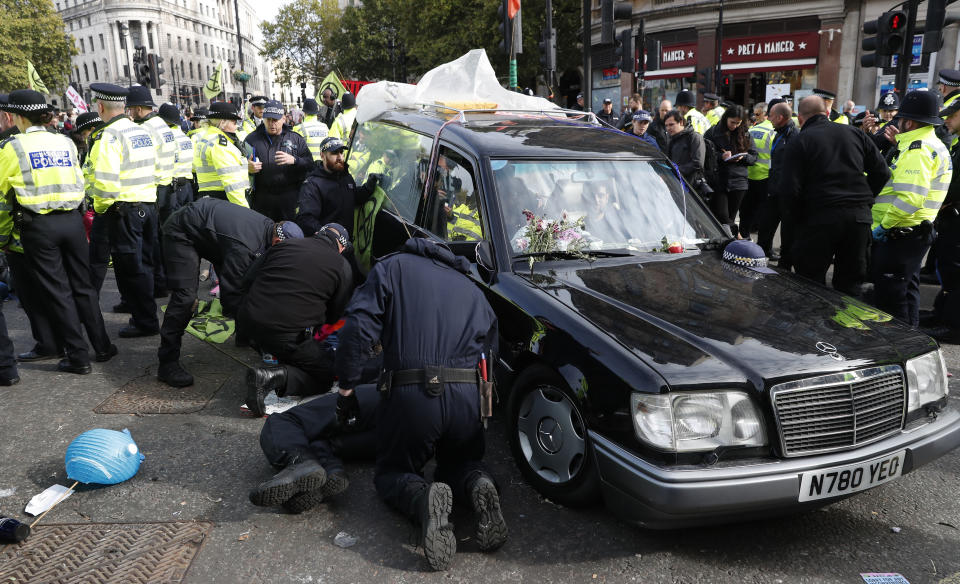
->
[872, 229, 935, 328]
[794, 218, 870, 296]
[6, 251, 60, 355]
[252, 192, 297, 222]
[19, 210, 112, 364]
[106, 202, 159, 332]
[0, 301, 17, 382]
[757, 193, 797, 270]
[259, 384, 380, 473]
[158, 233, 201, 364]
[153, 184, 175, 295]
[934, 213, 960, 329]
[88, 213, 111, 292]
[255, 331, 338, 397]
[741, 178, 768, 237]
[375, 383, 488, 520]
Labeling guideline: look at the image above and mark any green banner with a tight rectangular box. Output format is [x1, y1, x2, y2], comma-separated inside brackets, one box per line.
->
[353, 185, 387, 273]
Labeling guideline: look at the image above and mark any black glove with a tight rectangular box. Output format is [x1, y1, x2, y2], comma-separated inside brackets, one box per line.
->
[364, 173, 382, 191]
[336, 391, 361, 428]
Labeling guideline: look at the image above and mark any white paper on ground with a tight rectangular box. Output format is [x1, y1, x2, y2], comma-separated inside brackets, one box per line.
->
[0, 487, 16, 497]
[356, 49, 560, 125]
[25, 484, 74, 516]
[239, 392, 322, 416]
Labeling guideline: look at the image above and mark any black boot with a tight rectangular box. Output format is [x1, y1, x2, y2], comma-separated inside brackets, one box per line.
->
[157, 361, 194, 387]
[282, 469, 350, 514]
[245, 366, 287, 417]
[468, 475, 507, 552]
[249, 457, 326, 507]
[414, 482, 455, 571]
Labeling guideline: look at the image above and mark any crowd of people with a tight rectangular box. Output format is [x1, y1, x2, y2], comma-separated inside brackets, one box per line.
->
[582, 73, 960, 341]
[0, 82, 503, 571]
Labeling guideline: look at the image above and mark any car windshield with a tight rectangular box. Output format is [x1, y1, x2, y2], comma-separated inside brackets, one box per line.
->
[491, 158, 723, 253]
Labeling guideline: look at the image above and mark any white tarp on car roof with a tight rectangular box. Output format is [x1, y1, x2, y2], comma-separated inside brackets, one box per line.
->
[355, 49, 560, 124]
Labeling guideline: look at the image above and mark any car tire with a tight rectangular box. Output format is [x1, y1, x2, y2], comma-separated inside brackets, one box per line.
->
[507, 365, 600, 507]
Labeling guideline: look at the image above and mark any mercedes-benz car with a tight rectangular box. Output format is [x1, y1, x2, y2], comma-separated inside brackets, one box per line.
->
[344, 106, 960, 528]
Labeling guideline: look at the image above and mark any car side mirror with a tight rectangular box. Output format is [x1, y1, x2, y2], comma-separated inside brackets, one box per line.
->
[476, 240, 497, 284]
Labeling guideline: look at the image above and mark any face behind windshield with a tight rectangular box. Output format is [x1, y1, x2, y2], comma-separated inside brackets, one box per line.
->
[491, 159, 723, 253]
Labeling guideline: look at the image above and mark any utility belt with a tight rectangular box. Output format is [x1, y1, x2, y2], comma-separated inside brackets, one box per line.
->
[888, 220, 934, 240]
[106, 201, 155, 218]
[13, 204, 80, 228]
[379, 365, 495, 423]
[198, 191, 227, 202]
[171, 177, 191, 190]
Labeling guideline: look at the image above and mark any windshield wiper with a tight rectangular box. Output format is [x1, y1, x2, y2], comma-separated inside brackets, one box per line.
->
[513, 249, 634, 260]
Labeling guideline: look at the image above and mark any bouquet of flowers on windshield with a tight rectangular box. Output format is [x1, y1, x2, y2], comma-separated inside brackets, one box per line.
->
[514, 209, 587, 269]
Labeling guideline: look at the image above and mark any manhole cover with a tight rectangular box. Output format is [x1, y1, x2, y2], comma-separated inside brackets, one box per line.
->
[94, 369, 233, 414]
[0, 521, 212, 583]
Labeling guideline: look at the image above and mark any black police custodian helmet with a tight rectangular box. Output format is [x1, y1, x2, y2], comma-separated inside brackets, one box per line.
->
[675, 90, 696, 108]
[340, 92, 356, 109]
[896, 90, 943, 126]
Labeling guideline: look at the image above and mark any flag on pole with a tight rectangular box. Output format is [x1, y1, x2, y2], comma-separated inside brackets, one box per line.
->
[27, 61, 49, 95]
[203, 61, 225, 100]
[315, 71, 348, 102]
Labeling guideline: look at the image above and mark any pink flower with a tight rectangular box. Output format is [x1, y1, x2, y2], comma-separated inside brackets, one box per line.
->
[522, 209, 535, 221]
[516, 237, 529, 251]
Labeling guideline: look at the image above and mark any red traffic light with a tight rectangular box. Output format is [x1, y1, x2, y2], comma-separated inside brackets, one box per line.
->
[890, 13, 902, 30]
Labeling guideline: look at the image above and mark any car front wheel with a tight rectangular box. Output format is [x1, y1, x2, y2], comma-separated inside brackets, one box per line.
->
[508, 366, 600, 507]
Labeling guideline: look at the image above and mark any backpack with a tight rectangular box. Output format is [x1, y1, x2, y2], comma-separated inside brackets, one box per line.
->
[702, 136, 721, 192]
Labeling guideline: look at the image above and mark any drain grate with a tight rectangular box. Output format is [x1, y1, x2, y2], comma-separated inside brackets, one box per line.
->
[0, 521, 212, 583]
[94, 361, 234, 414]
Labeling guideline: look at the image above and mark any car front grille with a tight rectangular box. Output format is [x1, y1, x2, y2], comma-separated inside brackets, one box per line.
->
[771, 365, 905, 457]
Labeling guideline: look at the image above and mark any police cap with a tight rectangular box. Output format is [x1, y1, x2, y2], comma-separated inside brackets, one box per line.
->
[877, 91, 900, 111]
[262, 100, 284, 120]
[89, 83, 128, 102]
[940, 99, 960, 118]
[320, 136, 346, 153]
[812, 88, 837, 100]
[938, 69, 960, 87]
[0, 89, 51, 114]
[674, 89, 696, 108]
[767, 97, 786, 109]
[275, 221, 304, 241]
[207, 101, 241, 120]
[302, 98, 319, 115]
[126, 85, 156, 108]
[249, 95, 268, 106]
[318, 222, 351, 251]
[703, 92, 721, 102]
[158, 103, 181, 125]
[190, 107, 208, 121]
[75, 111, 103, 133]
[895, 90, 943, 126]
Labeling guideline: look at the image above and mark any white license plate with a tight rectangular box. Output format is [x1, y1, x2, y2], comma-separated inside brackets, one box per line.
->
[798, 451, 906, 502]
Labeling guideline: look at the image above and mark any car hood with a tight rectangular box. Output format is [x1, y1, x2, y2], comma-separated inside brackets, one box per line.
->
[522, 253, 936, 391]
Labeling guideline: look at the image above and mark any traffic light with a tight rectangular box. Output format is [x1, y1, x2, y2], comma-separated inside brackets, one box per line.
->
[721, 74, 733, 94]
[861, 10, 907, 67]
[697, 67, 712, 92]
[749, 76, 764, 102]
[133, 47, 150, 86]
[600, 0, 632, 45]
[923, 0, 947, 54]
[147, 54, 166, 90]
[538, 27, 557, 72]
[616, 28, 634, 73]
[498, 0, 512, 54]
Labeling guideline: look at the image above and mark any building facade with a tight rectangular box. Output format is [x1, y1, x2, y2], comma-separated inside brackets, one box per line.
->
[57, 0, 272, 107]
[574, 0, 960, 115]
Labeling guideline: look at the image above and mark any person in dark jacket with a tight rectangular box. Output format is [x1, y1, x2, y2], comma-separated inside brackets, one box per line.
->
[156, 198, 304, 387]
[239, 224, 353, 416]
[334, 237, 506, 571]
[664, 109, 706, 190]
[927, 98, 960, 341]
[704, 105, 758, 237]
[244, 100, 313, 221]
[646, 99, 671, 152]
[595, 98, 619, 127]
[757, 101, 801, 268]
[775, 96, 890, 295]
[295, 136, 377, 236]
[626, 110, 659, 150]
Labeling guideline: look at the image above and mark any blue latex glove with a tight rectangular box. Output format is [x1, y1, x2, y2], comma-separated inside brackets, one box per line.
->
[872, 225, 889, 242]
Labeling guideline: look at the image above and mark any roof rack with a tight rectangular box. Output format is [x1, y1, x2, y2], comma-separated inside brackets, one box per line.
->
[415, 103, 601, 127]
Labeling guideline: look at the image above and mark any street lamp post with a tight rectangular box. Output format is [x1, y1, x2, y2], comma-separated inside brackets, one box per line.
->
[233, 0, 247, 99]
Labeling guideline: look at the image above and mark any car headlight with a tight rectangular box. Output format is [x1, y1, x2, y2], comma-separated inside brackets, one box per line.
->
[630, 391, 767, 452]
[906, 350, 949, 412]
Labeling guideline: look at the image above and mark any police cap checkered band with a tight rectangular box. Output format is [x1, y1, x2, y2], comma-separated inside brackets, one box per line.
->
[812, 88, 836, 99]
[75, 112, 103, 132]
[89, 83, 129, 102]
[320, 137, 346, 153]
[939, 70, 960, 86]
[250, 95, 268, 105]
[1, 89, 51, 114]
[722, 250, 769, 268]
[723, 240, 776, 274]
[275, 221, 304, 241]
[319, 223, 351, 251]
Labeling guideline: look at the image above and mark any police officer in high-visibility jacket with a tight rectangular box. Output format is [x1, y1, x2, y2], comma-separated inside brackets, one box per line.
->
[193, 102, 250, 207]
[813, 88, 849, 125]
[0, 89, 117, 374]
[86, 83, 161, 338]
[674, 90, 709, 134]
[293, 98, 327, 161]
[240, 95, 268, 136]
[742, 105, 775, 238]
[158, 103, 195, 212]
[328, 92, 357, 141]
[702, 93, 725, 128]
[871, 90, 954, 327]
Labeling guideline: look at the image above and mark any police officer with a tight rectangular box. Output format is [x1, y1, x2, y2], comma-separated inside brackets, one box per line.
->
[241, 95, 268, 136]
[812, 88, 849, 124]
[193, 102, 250, 207]
[158, 103, 195, 211]
[239, 223, 353, 416]
[157, 198, 304, 387]
[702, 92, 725, 127]
[776, 96, 890, 295]
[0, 89, 116, 374]
[188, 107, 207, 139]
[87, 83, 161, 337]
[328, 92, 356, 141]
[871, 90, 953, 327]
[244, 100, 313, 221]
[675, 90, 709, 134]
[335, 237, 507, 571]
[742, 102, 775, 239]
[877, 91, 900, 123]
[293, 98, 327, 161]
